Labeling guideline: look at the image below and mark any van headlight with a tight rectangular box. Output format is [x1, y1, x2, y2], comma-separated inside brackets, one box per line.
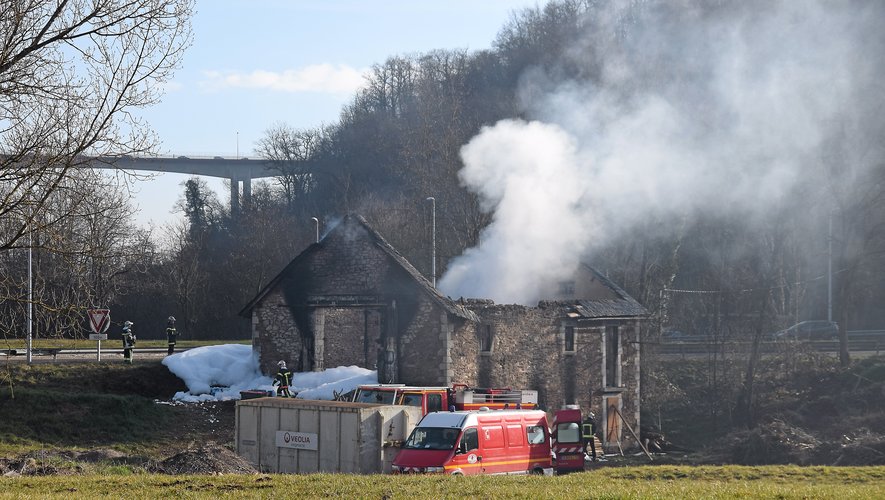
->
[426, 467, 444, 473]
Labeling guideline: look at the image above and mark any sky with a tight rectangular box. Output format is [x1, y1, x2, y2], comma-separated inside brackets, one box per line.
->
[162, 343, 377, 402]
[131, 0, 540, 228]
[435, 1, 885, 304]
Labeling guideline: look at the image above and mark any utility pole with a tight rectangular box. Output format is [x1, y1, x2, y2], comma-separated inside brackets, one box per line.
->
[26, 209, 32, 365]
[828, 209, 833, 323]
[426, 197, 436, 288]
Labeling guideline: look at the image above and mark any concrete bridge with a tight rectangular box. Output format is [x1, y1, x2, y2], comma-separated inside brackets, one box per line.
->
[98, 155, 278, 213]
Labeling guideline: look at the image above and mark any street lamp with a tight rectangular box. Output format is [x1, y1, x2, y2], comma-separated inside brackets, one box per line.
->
[26, 210, 32, 364]
[311, 217, 319, 243]
[426, 197, 436, 288]
[828, 209, 833, 323]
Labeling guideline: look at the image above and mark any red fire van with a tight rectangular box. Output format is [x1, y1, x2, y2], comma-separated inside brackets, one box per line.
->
[391, 408, 553, 476]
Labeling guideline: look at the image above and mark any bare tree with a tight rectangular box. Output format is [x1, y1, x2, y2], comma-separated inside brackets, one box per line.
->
[255, 123, 329, 212]
[0, 0, 194, 251]
[0, 170, 151, 339]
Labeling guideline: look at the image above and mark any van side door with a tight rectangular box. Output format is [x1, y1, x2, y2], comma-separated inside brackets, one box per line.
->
[478, 422, 507, 474]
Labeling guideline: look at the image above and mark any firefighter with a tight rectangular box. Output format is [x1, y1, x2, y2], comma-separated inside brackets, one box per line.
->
[582, 411, 598, 461]
[165, 316, 178, 355]
[273, 360, 293, 397]
[121, 321, 136, 364]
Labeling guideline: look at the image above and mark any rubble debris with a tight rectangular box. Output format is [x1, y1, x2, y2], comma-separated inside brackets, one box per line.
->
[152, 444, 257, 475]
[720, 419, 822, 465]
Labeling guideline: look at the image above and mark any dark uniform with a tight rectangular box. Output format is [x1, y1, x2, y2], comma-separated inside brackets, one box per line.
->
[274, 361, 293, 397]
[582, 412, 598, 461]
[122, 321, 136, 364]
[165, 316, 178, 355]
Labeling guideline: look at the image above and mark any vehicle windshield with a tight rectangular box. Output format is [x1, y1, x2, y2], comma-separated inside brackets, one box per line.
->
[355, 389, 396, 405]
[403, 427, 460, 450]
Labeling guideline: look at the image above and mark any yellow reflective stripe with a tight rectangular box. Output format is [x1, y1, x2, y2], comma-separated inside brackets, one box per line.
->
[443, 459, 546, 471]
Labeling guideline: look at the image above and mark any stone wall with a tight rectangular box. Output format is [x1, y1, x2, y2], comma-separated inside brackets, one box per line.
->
[321, 307, 379, 369]
[252, 288, 302, 375]
[396, 295, 449, 386]
[308, 223, 390, 296]
[620, 319, 642, 442]
[450, 302, 641, 449]
[451, 303, 593, 410]
[583, 318, 641, 450]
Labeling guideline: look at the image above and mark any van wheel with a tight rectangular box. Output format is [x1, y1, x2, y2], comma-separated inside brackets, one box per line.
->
[451, 471, 463, 476]
[531, 467, 544, 475]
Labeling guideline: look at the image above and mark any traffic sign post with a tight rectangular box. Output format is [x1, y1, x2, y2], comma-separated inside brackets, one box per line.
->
[88, 309, 111, 361]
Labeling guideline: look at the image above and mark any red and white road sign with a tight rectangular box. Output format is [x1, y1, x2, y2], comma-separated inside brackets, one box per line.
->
[88, 309, 111, 333]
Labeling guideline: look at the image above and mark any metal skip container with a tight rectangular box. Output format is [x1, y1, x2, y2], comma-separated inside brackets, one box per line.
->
[235, 398, 421, 474]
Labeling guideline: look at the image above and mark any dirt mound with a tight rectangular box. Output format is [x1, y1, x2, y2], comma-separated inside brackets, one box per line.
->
[153, 444, 257, 475]
[0, 457, 64, 477]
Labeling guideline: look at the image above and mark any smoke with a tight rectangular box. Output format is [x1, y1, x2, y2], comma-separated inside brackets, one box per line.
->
[439, 0, 885, 305]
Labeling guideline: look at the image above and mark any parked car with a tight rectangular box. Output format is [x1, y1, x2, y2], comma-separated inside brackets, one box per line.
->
[775, 320, 839, 340]
[662, 329, 689, 342]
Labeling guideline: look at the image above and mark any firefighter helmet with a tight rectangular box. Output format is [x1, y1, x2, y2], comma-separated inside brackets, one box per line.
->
[278, 360, 287, 369]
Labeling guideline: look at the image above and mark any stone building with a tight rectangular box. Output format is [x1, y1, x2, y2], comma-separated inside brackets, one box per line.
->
[240, 214, 648, 451]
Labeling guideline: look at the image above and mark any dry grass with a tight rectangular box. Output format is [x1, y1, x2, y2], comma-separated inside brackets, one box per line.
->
[0, 466, 883, 499]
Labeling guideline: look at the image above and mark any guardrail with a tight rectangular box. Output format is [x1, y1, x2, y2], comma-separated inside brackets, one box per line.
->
[658, 330, 885, 356]
[1, 347, 189, 360]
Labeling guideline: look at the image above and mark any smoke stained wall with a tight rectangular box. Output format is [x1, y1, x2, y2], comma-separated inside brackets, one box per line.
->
[439, 0, 885, 305]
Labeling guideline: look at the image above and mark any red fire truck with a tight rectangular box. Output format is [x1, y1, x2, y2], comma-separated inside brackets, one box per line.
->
[351, 383, 538, 416]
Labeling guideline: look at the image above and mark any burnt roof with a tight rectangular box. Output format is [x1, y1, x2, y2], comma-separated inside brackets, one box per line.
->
[240, 214, 478, 321]
[571, 264, 648, 318]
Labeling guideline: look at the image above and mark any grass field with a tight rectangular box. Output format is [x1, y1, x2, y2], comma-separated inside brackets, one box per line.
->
[0, 466, 883, 498]
[3, 354, 885, 498]
[0, 362, 196, 456]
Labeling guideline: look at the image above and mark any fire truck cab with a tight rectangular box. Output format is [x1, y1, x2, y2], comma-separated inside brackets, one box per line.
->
[391, 408, 553, 476]
[352, 383, 538, 416]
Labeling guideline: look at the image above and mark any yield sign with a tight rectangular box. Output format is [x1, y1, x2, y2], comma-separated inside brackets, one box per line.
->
[88, 309, 111, 333]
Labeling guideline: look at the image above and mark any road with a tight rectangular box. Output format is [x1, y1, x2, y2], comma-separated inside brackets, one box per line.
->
[1, 347, 191, 363]
[658, 330, 885, 358]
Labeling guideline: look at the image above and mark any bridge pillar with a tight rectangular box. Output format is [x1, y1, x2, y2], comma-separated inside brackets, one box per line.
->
[230, 177, 252, 215]
[230, 178, 240, 214]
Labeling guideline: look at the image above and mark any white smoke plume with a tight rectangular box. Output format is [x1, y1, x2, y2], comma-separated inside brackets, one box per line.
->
[439, 0, 885, 305]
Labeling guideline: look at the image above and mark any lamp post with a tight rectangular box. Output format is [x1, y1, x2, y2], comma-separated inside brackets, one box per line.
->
[828, 209, 833, 323]
[311, 217, 319, 243]
[426, 197, 436, 288]
[26, 212, 32, 364]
